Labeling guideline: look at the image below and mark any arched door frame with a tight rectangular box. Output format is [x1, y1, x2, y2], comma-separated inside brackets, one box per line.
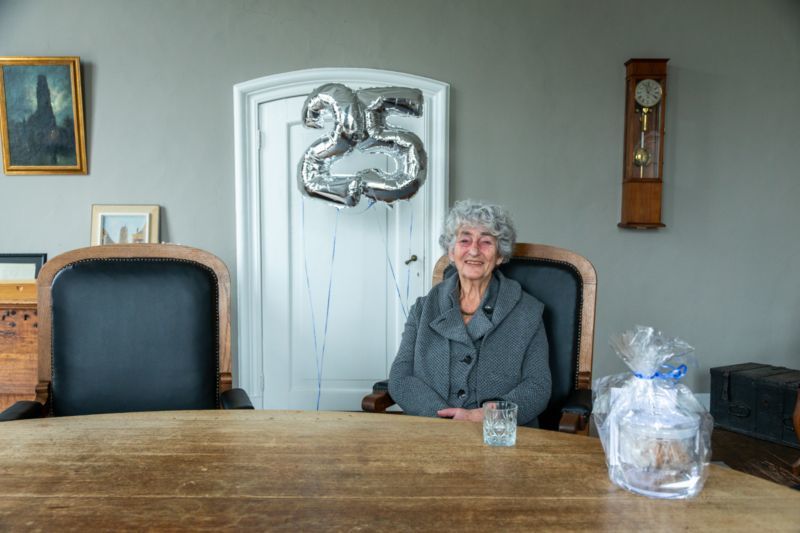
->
[233, 68, 449, 401]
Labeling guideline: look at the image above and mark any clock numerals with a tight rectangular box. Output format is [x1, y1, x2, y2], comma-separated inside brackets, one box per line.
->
[634, 78, 663, 108]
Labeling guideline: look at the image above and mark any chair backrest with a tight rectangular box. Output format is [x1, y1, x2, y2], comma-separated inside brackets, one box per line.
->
[433, 243, 596, 430]
[36, 244, 232, 416]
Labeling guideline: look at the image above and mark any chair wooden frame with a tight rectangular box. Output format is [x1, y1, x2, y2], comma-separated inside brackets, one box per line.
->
[34, 244, 233, 410]
[363, 242, 597, 433]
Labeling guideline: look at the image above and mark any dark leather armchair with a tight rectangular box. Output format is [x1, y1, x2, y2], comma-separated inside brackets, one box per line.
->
[362, 243, 597, 434]
[0, 244, 252, 421]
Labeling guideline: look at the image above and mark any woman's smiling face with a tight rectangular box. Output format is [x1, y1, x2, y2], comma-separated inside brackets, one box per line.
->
[449, 225, 502, 283]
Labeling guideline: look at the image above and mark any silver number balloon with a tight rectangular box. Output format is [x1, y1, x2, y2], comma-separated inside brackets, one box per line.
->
[298, 84, 428, 207]
[298, 83, 366, 207]
[356, 87, 427, 204]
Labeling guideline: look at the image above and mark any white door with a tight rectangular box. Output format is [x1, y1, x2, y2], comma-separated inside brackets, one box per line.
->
[233, 68, 449, 410]
[258, 95, 427, 410]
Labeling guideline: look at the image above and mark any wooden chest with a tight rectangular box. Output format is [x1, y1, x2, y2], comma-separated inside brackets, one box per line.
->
[0, 282, 38, 411]
[710, 362, 800, 449]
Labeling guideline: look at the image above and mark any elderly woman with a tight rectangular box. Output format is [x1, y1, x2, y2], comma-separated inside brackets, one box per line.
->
[389, 200, 551, 426]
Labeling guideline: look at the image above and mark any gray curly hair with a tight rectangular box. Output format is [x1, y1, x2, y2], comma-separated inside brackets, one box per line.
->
[438, 200, 517, 263]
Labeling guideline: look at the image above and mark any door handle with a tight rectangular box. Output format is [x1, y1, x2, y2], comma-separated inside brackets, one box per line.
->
[404, 254, 418, 265]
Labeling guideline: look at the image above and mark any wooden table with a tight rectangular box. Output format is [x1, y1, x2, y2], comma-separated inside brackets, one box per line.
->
[1, 411, 798, 531]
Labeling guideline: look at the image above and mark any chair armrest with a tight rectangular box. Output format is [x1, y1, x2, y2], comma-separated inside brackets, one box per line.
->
[362, 380, 396, 413]
[558, 388, 592, 434]
[220, 388, 254, 410]
[0, 401, 45, 422]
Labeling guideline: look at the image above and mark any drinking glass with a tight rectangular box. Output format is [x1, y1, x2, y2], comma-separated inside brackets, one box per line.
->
[483, 401, 518, 446]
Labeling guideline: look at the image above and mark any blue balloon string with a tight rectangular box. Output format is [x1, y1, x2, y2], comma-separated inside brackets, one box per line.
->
[300, 198, 320, 376]
[405, 210, 414, 306]
[300, 197, 340, 411]
[378, 204, 408, 320]
[385, 241, 408, 319]
[634, 363, 688, 381]
[301, 197, 413, 409]
[317, 207, 340, 410]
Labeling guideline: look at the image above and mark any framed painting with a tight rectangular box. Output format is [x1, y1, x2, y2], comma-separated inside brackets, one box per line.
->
[0, 56, 87, 175]
[91, 205, 160, 245]
[0, 253, 47, 280]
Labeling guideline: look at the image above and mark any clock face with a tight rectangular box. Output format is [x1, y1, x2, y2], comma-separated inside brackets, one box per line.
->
[634, 79, 663, 107]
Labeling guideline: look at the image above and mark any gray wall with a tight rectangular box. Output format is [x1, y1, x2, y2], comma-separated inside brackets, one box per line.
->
[2, 0, 799, 391]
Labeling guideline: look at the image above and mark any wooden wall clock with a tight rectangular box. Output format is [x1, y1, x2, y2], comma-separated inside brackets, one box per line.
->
[619, 58, 669, 229]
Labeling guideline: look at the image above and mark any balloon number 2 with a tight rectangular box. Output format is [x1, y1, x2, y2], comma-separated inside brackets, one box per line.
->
[298, 83, 428, 207]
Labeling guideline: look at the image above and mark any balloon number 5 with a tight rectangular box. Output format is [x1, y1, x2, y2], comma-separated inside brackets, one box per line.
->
[298, 83, 428, 207]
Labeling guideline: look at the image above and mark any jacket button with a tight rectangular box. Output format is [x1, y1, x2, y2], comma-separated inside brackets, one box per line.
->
[457, 389, 466, 399]
[462, 355, 472, 364]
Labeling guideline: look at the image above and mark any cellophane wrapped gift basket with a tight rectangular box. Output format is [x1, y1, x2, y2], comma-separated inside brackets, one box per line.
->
[593, 326, 713, 499]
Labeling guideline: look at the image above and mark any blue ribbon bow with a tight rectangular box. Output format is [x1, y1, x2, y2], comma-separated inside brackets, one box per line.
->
[634, 363, 687, 381]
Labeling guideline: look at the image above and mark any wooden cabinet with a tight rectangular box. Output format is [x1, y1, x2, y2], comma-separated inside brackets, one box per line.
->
[0, 282, 37, 411]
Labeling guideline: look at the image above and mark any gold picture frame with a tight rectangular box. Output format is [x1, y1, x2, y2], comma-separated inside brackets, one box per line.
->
[0, 56, 87, 175]
[91, 205, 160, 246]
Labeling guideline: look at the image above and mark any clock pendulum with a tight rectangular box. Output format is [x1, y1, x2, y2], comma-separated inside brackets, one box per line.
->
[633, 108, 652, 176]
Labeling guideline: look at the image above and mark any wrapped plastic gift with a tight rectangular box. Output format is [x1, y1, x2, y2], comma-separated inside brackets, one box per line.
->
[593, 326, 713, 499]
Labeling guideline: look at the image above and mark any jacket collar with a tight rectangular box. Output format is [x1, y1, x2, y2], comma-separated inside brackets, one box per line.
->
[429, 269, 521, 345]
[489, 269, 521, 325]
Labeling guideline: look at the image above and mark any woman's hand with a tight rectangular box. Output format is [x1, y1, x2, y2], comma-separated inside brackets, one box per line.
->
[437, 407, 483, 422]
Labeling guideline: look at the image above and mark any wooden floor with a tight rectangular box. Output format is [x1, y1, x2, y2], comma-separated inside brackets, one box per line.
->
[712, 428, 800, 489]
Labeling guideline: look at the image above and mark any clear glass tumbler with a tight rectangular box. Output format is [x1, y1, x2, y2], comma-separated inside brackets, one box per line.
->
[483, 401, 518, 446]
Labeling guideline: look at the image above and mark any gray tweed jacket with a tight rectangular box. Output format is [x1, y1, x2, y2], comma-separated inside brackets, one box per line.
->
[388, 269, 551, 426]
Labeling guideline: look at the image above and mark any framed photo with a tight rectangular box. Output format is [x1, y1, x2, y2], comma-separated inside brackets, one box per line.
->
[0, 253, 47, 281]
[91, 205, 160, 245]
[0, 56, 87, 175]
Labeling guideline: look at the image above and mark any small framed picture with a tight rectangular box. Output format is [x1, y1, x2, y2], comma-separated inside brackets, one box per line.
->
[0, 253, 47, 281]
[91, 205, 160, 245]
[0, 56, 87, 175]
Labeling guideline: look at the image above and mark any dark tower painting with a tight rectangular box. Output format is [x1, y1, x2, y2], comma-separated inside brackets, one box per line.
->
[2, 64, 77, 166]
